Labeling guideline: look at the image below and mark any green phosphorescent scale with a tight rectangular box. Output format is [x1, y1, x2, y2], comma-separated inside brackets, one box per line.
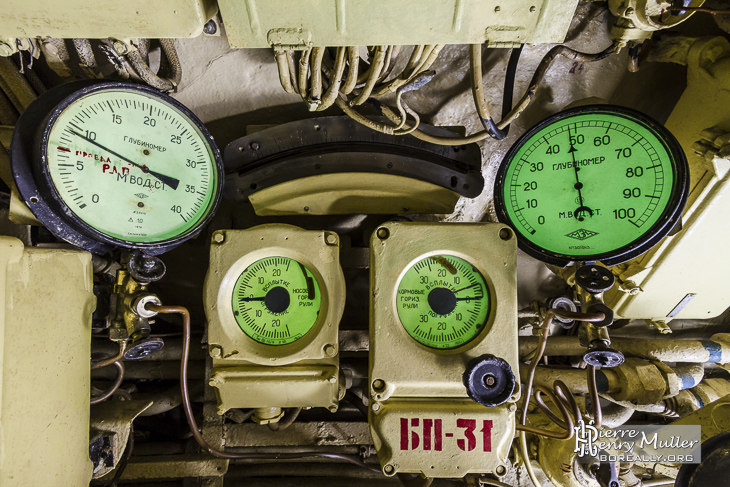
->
[231, 256, 322, 346]
[494, 105, 689, 266]
[396, 255, 491, 349]
[11, 81, 223, 255]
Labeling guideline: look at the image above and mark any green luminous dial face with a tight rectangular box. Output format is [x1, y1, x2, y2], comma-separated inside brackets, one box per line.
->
[396, 255, 491, 350]
[497, 107, 685, 265]
[44, 86, 220, 244]
[231, 257, 322, 346]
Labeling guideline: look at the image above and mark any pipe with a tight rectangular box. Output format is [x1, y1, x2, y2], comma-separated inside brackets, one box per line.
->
[519, 334, 730, 363]
[641, 479, 675, 487]
[91, 360, 205, 380]
[146, 304, 381, 472]
[521, 364, 621, 394]
[601, 402, 635, 428]
[275, 50, 295, 93]
[91, 361, 125, 405]
[92, 338, 206, 362]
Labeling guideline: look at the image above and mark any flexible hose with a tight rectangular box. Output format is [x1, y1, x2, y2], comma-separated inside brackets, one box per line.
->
[146, 304, 381, 473]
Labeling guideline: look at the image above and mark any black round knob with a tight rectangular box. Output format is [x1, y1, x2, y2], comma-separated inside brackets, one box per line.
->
[463, 354, 516, 407]
[264, 286, 290, 313]
[575, 265, 615, 293]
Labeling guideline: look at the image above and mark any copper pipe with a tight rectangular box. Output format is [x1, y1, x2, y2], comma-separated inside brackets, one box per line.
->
[146, 304, 381, 473]
[91, 361, 125, 405]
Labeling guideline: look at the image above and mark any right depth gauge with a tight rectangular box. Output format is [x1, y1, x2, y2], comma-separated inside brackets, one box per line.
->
[494, 105, 689, 266]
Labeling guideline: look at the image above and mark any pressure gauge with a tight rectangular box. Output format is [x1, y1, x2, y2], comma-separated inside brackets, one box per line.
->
[494, 105, 689, 266]
[396, 255, 491, 349]
[12, 81, 223, 255]
[231, 256, 322, 346]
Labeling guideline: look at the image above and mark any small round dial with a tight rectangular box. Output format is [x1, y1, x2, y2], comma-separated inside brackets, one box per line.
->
[396, 255, 491, 350]
[231, 257, 322, 346]
[494, 105, 688, 266]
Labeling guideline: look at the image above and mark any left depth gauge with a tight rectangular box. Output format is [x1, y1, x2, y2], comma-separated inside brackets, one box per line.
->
[12, 81, 224, 255]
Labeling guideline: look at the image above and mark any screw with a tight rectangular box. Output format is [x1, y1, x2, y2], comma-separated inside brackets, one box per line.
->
[529, 6, 536, 12]
[625, 6, 635, 15]
[499, 228, 512, 240]
[323, 344, 336, 357]
[209, 345, 222, 358]
[371, 403, 381, 412]
[384, 464, 395, 475]
[483, 374, 497, 388]
[203, 19, 217, 35]
[328, 376, 337, 384]
[249, 142, 260, 151]
[372, 379, 385, 391]
[303, 206, 310, 212]
[138, 202, 144, 208]
[494, 6, 501, 12]
[325, 233, 338, 246]
[112, 40, 129, 54]
[376, 227, 389, 240]
[508, 403, 517, 412]
[143, 149, 150, 155]
[213, 233, 225, 244]
[496, 465, 507, 476]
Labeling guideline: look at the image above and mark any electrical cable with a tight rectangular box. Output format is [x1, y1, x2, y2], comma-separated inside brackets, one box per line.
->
[500, 45, 523, 137]
[146, 304, 382, 473]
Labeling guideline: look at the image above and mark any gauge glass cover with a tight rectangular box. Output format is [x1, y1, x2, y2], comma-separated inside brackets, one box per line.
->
[231, 257, 322, 346]
[396, 255, 491, 350]
[495, 106, 688, 266]
[43, 85, 220, 245]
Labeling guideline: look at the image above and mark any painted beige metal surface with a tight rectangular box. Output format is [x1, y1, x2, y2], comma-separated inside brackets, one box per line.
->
[0, 0, 217, 39]
[218, 0, 580, 48]
[369, 222, 519, 477]
[0, 237, 94, 486]
[204, 225, 345, 414]
[605, 37, 730, 321]
[248, 173, 460, 216]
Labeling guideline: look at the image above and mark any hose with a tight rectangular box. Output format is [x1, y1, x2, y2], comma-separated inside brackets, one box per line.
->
[268, 408, 302, 431]
[146, 304, 381, 473]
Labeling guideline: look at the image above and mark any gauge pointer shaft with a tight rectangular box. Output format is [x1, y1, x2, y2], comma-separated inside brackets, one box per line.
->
[69, 130, 180, 190]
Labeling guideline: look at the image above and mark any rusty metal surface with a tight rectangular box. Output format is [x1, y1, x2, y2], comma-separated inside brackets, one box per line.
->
[224, 421, 371, 448]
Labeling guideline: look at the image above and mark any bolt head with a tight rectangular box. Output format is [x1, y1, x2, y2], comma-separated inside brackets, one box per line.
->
[323, 343, 336, 357]
[203, 19, 218, 35]
[325, 233, 338, 245]
[213, 233, 225, 244]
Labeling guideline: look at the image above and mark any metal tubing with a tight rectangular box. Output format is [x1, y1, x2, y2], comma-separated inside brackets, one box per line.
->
[520, 364, 621, 394]
[519, 334, 730, 363]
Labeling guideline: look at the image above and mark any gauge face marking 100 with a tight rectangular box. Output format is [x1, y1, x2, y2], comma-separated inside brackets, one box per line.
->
[396, 255, 491, 350]
[495, 106, 688, 266]
[42, 84, 221, 247]
[231, 257, 322, 346]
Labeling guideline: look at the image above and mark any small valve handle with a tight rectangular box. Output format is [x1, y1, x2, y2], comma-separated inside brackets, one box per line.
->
[463, 354, 516, 407]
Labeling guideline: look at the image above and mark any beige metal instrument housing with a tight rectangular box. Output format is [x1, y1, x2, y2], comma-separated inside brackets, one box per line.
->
[204, 224, 346, 414]
[369, 222, 519, 478]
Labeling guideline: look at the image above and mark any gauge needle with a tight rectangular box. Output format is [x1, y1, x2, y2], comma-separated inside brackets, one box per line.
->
[69, 130, 180, 190]
[455, 295, 483, 301]
[239, 296, 266, 302]
[567, 127, 593, 221]
[453, 282, 479, 294]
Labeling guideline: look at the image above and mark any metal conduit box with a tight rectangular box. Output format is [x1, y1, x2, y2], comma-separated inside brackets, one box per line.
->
[369, 222, 519, 478]
[204, 224, 346, 414]
[0, 237, 95, 486]
[218, 0, 580, 49]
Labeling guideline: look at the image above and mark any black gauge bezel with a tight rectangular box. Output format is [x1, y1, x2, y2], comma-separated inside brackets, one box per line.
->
[494, 105, 689, 267]
[12, 81, 224, 255]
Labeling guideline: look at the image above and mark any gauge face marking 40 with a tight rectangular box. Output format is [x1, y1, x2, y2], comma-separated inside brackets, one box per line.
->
[43, 84, 221, 247]
[495, 106, 688, 266]
[396, 255, 491, 350]
[231, 257, 322, 346]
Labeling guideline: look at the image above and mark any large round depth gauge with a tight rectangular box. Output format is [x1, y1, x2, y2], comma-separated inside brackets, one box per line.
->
[494, 105, 689, 266]
[12, 81, 223, 255]
[396, 255, 491, 350]
[231, 256, 322, 346]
